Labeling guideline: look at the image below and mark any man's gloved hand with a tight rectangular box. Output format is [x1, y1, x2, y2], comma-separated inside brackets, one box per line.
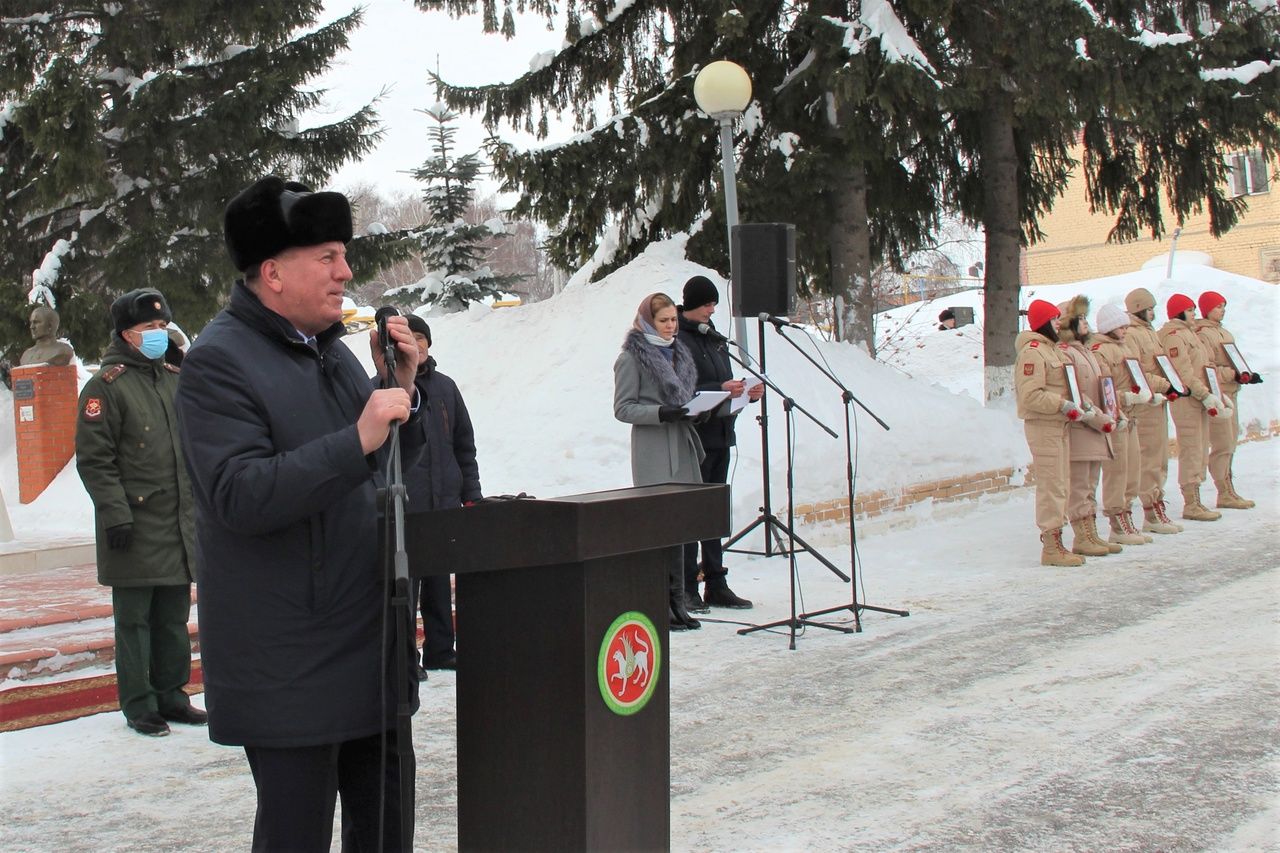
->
[106, 523, 133, 551]
[1060, 400, 1083, 421]
[658, 405, 689, 423]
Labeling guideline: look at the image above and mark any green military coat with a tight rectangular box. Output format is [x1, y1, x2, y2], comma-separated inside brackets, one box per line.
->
[75, 338, 195, 587]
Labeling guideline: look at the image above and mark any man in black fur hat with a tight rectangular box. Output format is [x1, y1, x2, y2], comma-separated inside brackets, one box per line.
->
[175, 176, 424, 851]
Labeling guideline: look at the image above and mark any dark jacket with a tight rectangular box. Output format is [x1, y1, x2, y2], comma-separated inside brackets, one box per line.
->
[677, 313, 738, 450]
[75, 337, 195, 587]
[175, 282, 423, 748]
[406, 356, 481, 514]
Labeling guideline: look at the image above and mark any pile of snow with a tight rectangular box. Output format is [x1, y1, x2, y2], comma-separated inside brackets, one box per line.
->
[3, 242, 1275, 550]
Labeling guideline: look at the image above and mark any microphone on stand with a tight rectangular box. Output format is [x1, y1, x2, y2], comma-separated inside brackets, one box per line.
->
[374, 306, 400, 375]
[758, 313, 803, 329]
[695, 323, 744, 349]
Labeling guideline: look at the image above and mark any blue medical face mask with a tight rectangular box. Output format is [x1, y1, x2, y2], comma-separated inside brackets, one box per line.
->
[136, 328, 169, 359]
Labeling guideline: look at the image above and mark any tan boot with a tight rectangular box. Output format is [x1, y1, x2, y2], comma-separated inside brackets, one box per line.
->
[1041, 528, 1085, 567]
[1181, 485, 1222, 521]
[1086, 515, 1123, 553]
[1142, 504, 1179, 534]
[1070, 519, 1110, 556]
[1122, 509, 1154, 543]
[1107, 512, 1147, 545]
[1216, 477, 1255, 510]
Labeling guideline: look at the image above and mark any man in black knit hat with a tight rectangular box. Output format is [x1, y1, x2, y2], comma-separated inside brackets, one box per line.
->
[677, 274, 762, 610]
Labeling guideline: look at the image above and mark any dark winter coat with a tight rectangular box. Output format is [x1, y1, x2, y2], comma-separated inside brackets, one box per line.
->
[405, 357, 481, 514]
[677, 313, 739, 450]
[175, 282, 424, 748]
[613, 329, 704, 486]
[75, 337, 195, 588]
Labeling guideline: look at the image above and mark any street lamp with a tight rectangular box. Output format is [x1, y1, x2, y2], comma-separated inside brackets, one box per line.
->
[694, 60, 751, 338]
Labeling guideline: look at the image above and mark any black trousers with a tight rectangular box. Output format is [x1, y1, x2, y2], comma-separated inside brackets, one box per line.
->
[244, 728, 412, 852]
[111, 584, 193, 721]
[417, 573, 455, 665]
[686, 446, 731, 591]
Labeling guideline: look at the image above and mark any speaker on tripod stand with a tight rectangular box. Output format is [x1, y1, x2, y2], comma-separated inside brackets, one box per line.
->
[724, 223, 794, 558]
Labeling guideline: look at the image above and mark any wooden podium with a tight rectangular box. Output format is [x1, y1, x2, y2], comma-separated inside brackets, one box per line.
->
[405, 483, 730, 852]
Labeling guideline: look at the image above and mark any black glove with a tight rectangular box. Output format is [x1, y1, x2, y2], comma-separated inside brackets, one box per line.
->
[657, 405, 689, 423]
[106, 523, 133, 551]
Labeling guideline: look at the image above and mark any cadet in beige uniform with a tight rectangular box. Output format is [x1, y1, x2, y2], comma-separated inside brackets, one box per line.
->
[1015, 300, 1089, 567]
[1159, 292, 1227, 521]
[1195, 290, 1255, 510]
[1058, 296, 1118, 557]
[1124, 288, 1181, 534]
[1089, 303, 1152, 545]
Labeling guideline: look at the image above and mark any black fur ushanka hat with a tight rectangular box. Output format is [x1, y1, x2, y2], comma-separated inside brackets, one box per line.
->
[223, 176, 353, 273]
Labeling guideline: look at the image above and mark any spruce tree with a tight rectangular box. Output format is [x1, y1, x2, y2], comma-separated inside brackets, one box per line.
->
[387, 99, 522, 313]
[417, 1, 947, 355]
[0, 2, 384, 360]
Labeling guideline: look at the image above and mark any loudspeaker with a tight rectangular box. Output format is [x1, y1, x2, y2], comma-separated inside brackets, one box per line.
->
[731, 223, 796, 318]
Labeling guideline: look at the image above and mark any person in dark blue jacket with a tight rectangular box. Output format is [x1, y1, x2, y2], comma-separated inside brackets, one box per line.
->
[677, 276, 761, 611]
[406, 314, 482, 672]
[175, 176, 424, 852]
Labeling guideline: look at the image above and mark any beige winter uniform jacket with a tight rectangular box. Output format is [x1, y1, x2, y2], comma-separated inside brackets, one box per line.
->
[1060, 340, 1113, 463]
[1159, 318, 1213, 401]
[1194, 319, 1241, 397]
[1086, 334, 1136, 418]
[1014, 331, 1073, 422]
[1125, 315, 1172, 399]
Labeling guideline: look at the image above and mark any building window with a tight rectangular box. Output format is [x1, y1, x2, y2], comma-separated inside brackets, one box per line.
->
[1227, 149, 1270, 197]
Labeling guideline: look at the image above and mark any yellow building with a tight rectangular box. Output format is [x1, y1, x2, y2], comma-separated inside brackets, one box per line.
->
[1024, 147, 1279, 286]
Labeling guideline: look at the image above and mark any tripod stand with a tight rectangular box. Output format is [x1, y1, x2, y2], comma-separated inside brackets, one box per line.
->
[738, 393, 854, 649]
[764, 325, 909, 631]
[723, 317, 847, 580]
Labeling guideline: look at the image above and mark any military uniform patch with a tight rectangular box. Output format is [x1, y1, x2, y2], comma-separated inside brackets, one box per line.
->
[1091, 342, 1101, 351]
[83, 397, 104, 421]
[1023, 363, 1035, 376]
[100, 364, 128, 383]
[1029, 341, 1039, 348]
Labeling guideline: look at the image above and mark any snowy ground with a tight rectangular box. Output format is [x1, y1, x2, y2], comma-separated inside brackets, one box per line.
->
[2, 441, 1276, 852]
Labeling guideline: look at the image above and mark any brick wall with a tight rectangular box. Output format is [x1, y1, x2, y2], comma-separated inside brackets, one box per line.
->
[11, 364, 78, 504]
[1024, 147, 1279, 286]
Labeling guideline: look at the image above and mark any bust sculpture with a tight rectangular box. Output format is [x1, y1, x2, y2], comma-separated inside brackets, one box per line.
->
[19, 304, 75, 367]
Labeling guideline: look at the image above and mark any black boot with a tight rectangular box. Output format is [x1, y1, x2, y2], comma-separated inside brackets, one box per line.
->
[704, 577, 753, 609]
[669, 604, 690, 631]
[670, 562, 701, 629]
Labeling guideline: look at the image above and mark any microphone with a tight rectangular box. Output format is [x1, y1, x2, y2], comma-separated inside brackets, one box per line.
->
[374, 306, 400, 368]
[696, 323, 746, 350]
[758, 313, 802, 329]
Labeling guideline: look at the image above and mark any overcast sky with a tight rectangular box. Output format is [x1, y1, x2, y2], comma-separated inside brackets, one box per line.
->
[312, 1, 568, 199]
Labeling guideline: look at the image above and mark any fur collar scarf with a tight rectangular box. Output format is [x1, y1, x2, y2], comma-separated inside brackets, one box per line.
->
[623, 329, 697, 406]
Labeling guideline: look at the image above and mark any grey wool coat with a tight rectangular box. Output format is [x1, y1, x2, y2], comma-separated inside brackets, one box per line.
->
[613, 330, 705, 486]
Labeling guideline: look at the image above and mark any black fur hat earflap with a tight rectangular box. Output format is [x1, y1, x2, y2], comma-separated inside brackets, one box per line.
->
[223, 176, 353, 273]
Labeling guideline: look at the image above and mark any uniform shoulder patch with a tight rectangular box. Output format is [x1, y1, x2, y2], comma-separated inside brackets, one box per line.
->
[1058, 343, 1070, 349]
[1023, 363, 1035, 376]
[82, 397, 104, 422]
[1028, 341, 1039, 348]
[100, 364, 128, 383]
[1090, 342, 1101, 351]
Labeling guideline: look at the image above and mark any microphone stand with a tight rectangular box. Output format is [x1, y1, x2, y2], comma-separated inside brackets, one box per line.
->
[766, 325, 909, 631]
[721, 327, 849, 582]
[378, 332, 416, 853]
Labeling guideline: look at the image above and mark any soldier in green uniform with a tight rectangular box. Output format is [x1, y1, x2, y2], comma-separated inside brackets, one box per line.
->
[75, 288, 203, 737]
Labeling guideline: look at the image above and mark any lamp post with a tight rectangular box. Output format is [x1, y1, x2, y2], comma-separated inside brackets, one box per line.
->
[694, 60, 752, 345]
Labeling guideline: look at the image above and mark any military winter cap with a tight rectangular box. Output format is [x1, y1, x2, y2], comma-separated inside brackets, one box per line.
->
[223, 176, 353, 273]
[1125, 287, 1156, 314]
[111, 288, 172, 335]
